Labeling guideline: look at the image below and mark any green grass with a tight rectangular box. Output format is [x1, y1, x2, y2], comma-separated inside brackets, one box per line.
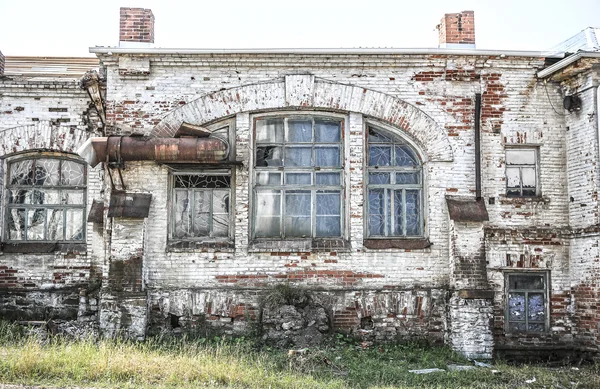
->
[0, 322, 598, 389]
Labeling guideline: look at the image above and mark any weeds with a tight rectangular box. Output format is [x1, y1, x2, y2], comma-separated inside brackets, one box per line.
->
[0, 321, 599, 389]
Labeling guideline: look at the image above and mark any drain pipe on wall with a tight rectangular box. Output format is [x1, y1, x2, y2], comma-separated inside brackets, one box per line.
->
[475, 93, 482, 200]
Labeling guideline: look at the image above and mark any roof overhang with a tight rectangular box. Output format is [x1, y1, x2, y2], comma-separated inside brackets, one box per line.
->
[537, 51, 600, 79]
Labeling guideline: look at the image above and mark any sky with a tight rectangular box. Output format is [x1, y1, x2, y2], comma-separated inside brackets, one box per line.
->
[0, 0, 599, 57]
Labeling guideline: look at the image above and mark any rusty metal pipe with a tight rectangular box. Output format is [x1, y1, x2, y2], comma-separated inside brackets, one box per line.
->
[77, 136, 228, 167]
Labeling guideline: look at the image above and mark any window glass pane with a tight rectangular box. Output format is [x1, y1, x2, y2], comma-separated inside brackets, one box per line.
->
[193, 212, 210, 236]
[368, 189, 385, 236]
[286, 173, 311, 185]
[256, 118, 284, 144]
[508, 292, 525, 320]
[8, 189, 30, 204]
[395, 145, 419, 167]
[315, 146, 340, 167]
[368, 127, 393, 143]
[35, 159, 60, 186]
[256, 191, 281, 216]
[369, 172, 391, 184]
[285, 191, 311, 216]
[393, 190, 404, 235]
[506, 149, 536, 165]
[315, 172, 340, 185]
[405, 190, 421, 236]
[315, 119, 341, 143]
[285, 146, 312, 167]
[65, 209, 84, 241]
[286, 119, 313, 142]
[507, 188, 521, 197]
[528, 293, 545, 322]
[194, 191, 211, 213]
[32, 189, 60, 205]
[174, 175, 230, 189]
[8, 209, 26, 240]
[62, 190, 85, 205]
[316, 191, 341, 216]
[508, 275, 544, 290]
[212, 214, 229, 237]
[213, 191, 230, 215]
[369, 145, 392, 166]
[47, 209, 64, 240]
[61, 161, 85, 186]
[255, 216, 281, 238]
[174, 190, 191, 238]
[10, 160, 33, 185]
[256, 146, 283, 167]
[316, 216, 341, 237]
[509, 322, 526, 332]
[395, 172, 419, 185]
[506, 167, 521, 188]
[256, 172, 281, 186]
[521, 168, 536, 189]
[27, 209, 46, 240]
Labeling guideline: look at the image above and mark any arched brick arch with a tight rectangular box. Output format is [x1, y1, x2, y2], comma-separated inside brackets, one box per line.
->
[0, 122, 92, 157]
[151, 75, 453, 162]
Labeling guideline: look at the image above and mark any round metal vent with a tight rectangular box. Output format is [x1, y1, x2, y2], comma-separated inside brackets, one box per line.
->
[563, 95, 582, 112]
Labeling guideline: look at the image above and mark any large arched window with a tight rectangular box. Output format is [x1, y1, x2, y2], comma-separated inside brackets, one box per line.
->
[252, 115, 343, 239]
[366, 126, 423, 237]
[6, 156, 86, 242]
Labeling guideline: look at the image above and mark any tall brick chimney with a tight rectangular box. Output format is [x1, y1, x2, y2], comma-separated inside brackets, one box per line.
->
[0, 50, 5, 76]
[437, 11, 475, 49]
[119, 7, 155, 48]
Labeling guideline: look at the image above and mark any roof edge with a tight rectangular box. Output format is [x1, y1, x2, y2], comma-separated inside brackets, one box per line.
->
[537, 52, 600, 78]
[89, 46, 562, 58]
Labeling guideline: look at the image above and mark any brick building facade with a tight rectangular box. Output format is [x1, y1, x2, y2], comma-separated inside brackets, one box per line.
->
[1, 9, 599, 360]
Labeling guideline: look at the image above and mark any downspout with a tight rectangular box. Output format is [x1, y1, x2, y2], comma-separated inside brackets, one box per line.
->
[475, 93, 482, 200]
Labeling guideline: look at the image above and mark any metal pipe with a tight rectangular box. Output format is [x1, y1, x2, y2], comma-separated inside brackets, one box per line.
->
[77, 136, 228, 167]
[475, 93, 482, 200]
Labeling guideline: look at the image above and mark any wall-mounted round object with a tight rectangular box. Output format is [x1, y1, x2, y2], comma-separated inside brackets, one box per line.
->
[563, 95, 582, 112]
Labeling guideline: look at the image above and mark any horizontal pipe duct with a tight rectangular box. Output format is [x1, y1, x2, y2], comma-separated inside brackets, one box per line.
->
[77, 136, 228, 167]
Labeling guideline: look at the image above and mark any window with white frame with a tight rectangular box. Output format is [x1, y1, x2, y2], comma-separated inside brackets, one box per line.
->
[506, 272, 548, 333]
[505, 148, 538, 197]
[171, 172, 231, 239]
[366, 126, 423, 237]
[253, 116, 343, 239]
[6, 156, 86, 241]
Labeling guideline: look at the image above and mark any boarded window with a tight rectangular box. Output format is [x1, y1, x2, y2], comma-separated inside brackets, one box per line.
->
[366, 126, 423, 237]
[506, 273, 547, 333]
[171, 173, 231, 239]
[506, 148, 538, 197]
[253, 116, 343, 238]
[7, 157, 86, 241]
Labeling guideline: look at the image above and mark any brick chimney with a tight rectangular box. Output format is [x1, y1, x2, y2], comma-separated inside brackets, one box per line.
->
[0, 50, 5, 76]
[119, 7, 155, 48]
[437, 11, 475, 49]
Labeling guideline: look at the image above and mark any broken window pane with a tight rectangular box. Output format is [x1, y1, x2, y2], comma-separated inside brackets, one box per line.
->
[65, 209, 84, 240]
[256, 146, 283, 167]
[8, 209, 26, 240]
[10, 160, 33, 185]
[27, 209, 46, 240]
[47, 209, 64, 240]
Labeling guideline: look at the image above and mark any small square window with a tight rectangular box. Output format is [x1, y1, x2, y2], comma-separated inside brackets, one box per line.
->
[505, 148, 538, 197]
[506, 272, 548, 333]
[171, 173, 231, 240]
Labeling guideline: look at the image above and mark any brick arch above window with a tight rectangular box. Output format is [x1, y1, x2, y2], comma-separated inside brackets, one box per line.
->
[150, 75, 454, 163]
[0, 122, 92, 157]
